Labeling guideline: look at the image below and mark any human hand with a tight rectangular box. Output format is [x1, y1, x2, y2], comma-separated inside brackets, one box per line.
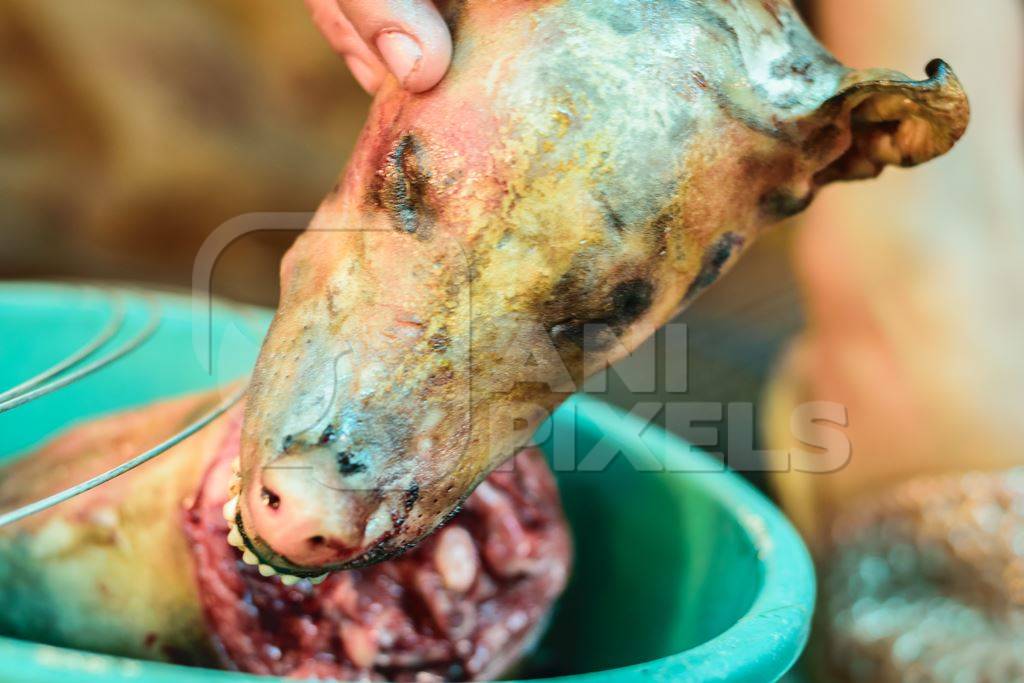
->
[305, 0, 452, 94]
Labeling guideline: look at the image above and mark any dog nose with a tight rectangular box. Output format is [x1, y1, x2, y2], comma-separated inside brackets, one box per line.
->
[244, 465, 368, 567]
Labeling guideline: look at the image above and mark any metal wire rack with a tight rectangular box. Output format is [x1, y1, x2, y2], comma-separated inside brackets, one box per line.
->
[0, 284, 247, 527]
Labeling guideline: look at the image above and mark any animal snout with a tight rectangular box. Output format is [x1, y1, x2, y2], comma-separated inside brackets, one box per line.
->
[245, 464, 383, 568]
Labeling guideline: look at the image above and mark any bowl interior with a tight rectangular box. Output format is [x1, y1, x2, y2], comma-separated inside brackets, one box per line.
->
[0, 283, 812, 682]
[529, 404, 762, 677]
[0, 283, 266, 457]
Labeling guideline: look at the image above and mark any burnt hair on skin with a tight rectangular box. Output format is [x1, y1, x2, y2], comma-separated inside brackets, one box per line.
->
[548, 277, 655, 350]
[371, 134, 435, 238]
[760, 187, 814, 219]
[685, 232, 745, 301]
[337, 450, 367, 476]
[403, 483, 420, 512]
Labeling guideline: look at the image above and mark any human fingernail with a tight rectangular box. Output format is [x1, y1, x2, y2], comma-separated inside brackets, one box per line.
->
[375, 31, 422, 88]
[344, 55, 382, 94]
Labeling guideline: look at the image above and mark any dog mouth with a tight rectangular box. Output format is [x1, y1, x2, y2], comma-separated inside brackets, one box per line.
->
[224, 461, 408, 582]
[185, 424, 573, 680]
[223, 461, 329, 585]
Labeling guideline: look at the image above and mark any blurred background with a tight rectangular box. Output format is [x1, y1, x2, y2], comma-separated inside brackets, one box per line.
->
[2, 1, 1022, 680]
[0, 0, 368, 304]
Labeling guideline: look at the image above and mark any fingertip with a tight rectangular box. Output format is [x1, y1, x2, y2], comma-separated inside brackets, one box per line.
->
[397, 10, 452, 93]
[400, 41, 451, 93]
[307, 0, 388, 94]
[374, 31, 450, 93]
[340, 0, 453, 93]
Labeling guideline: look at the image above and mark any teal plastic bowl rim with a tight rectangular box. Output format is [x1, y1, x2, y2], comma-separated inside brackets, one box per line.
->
[0, 283, 815, 682]
[557, 394, 815, 682]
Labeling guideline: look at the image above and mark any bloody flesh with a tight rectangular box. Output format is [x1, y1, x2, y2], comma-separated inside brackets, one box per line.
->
[186, 416, 571, 681]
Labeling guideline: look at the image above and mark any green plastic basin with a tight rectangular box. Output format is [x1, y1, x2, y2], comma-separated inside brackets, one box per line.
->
[0, 282, 814, 682]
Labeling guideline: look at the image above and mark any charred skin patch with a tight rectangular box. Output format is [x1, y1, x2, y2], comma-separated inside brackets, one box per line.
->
[760, 187, 814, 219]
[337, 451, 367, 476]
[548, 277, 654, 350]
[646, 212, 673, 258]
[428, 329, 451, 353]
[599, 196, 627, 233]
[741, 151, 812, 220]
[371, 134, 434, 238]
[548, 319, 592, 350]
[610, 279, 655, 325]
[403, 483, 420, 512]
[685, 232, 745, 301]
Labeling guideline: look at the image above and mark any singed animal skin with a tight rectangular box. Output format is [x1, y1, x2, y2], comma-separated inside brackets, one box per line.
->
[238, 0, 970, 577]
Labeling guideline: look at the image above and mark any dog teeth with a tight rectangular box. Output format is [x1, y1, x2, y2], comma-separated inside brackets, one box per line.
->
[220, 469, 333, 588]
[222, 496, 238, 522]
[227, 524, 244, 548]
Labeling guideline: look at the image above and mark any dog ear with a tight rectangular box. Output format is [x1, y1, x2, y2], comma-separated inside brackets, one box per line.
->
[806, 60, 970, 184]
